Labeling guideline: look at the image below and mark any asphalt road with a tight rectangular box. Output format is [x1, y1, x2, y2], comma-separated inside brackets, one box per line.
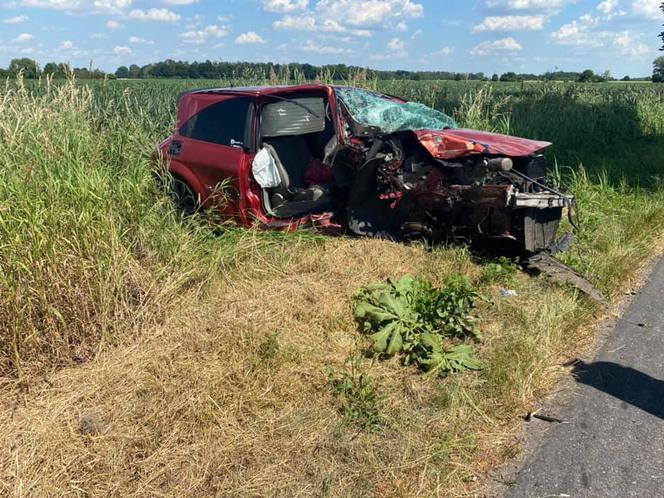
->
[506, 256, 664, 498]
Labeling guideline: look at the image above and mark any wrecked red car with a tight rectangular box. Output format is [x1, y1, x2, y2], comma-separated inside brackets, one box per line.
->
[157, 84, 575, 253]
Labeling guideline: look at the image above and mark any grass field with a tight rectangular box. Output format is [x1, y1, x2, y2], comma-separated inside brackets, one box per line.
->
[1, 76, 663, 496]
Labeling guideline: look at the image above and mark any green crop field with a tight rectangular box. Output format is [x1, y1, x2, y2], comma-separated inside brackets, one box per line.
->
[1, 77, 663, 496]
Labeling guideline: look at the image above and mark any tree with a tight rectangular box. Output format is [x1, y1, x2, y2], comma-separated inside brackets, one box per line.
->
[500, 72, 518, 82]
[660, 1, 663, 50]
[654, 56, 664, 83]
[8, 58, 39, 78]
[128, 64, 141, 78]
[115, 66, 129, 78]
[578, 69, 605, 82]
[43, 62, 58, 75]
[491, 73, 499, 82]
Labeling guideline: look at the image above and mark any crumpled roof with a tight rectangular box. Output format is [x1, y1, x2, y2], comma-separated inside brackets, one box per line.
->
[335, 87, 458, 134]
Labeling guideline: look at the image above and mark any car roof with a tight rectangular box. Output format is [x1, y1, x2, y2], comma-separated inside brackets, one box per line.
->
[183, 84, 336, 98]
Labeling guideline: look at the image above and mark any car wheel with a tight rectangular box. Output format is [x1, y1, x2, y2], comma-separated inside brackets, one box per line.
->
[170, 175, 199, 215]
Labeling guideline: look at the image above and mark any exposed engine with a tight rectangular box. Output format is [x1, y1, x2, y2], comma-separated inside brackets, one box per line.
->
[344, 136, 575, 253]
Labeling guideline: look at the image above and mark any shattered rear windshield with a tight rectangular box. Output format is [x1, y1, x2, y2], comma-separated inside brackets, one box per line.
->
[335, 87, 458, 134]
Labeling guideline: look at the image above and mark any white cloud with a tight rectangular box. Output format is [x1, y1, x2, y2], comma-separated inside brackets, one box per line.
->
[395, 20, 407, 31]
[387, 37, 405, 50]
[597, 0, 618, 14]
[17, 0, 131, 13]
[300, 39, 351, 54]
[179, 24, 229, 44]
[386, 37, 407, 57]
[17, 0, 81, 7]
[273, 0, 423, 36]
[473, 15, 545, 32]
[263, 0, 308, 12]
[273, 13, 344, 32]
[273, 13, 316, 30]
[631, 0, 662, 20]
[235, 31, 267, 44]
[550, 13, 654, 59]
[550, 20, 597, 46]
[60, 40, 73, 48]
[469, 36, 522, 56]
[128, 8, 180, 22]
[93, 0, 131, 11]
[613, 30, 650, 56]
[106, 19, 122, 29]
[3, 15, 29, 24]
[12, 33, 33, 43]
[128, 35, 153, 44]
[113, 45, 132, 54]
[315, 0, 423, 27]
[440, 46, 454, 55]
[89, 32, 108, 38]
[164, 0, 197, 4]
[485, 0, 576, 11]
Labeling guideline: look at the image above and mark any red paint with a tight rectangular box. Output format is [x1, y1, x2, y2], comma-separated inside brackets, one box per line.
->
[415, 129, 551, 160]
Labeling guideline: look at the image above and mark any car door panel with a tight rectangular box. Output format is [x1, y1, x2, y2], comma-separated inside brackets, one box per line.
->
[175, 137, 243, 217]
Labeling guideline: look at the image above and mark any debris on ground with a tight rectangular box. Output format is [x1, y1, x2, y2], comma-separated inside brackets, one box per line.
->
[501, 288, 518, 298]
[79, 411, 105, 435]
[525, 408, 566, 424]
[525, 252, 607, 303]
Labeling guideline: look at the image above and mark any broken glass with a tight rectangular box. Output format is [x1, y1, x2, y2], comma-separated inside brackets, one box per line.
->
[335, 87, 457, 134]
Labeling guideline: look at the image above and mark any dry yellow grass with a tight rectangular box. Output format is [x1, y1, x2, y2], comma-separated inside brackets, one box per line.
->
[0, 236, 620, 497]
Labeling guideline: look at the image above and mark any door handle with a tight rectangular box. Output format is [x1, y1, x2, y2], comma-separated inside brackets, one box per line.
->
[168, 141, 183, 157]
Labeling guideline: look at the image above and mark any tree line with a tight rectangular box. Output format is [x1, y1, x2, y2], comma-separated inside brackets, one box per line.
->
[656, 2, 664, 83]
[0, 57, 660, 83]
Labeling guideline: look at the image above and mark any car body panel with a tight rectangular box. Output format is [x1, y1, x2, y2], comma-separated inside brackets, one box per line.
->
[414, 129, 552, 160]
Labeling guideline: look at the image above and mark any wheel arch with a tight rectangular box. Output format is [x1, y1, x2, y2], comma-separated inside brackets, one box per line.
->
[167, 161, 207, 204]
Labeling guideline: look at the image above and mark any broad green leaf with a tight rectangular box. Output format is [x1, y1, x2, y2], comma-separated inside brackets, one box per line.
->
[393, 275, 415, 294]
[419, 332, 442, 351]
[355, 302, 396, 324]
[447, 345, 483, 371]
[386, 322, 404, 356]
[369, 325, 392, 353]
[377, 292, 407, 317]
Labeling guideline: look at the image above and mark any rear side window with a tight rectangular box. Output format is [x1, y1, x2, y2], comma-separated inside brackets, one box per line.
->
[180, 97, 254, 147]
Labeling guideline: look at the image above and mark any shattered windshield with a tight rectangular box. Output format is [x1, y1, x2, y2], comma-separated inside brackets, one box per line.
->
[335, 87, 458, 134]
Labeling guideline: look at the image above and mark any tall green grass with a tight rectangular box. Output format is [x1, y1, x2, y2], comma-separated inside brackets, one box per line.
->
[0, 77, 300, 375]
[2, 76, 663, 376]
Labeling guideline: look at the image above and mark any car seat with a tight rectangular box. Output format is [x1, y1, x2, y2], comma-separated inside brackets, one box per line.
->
[261, 136, 334, 217]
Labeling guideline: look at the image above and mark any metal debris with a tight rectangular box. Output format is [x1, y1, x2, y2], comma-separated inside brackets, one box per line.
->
[525, 252, 607, 303]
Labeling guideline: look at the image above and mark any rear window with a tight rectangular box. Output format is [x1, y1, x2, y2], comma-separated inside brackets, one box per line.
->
[180, 97, 254, 147]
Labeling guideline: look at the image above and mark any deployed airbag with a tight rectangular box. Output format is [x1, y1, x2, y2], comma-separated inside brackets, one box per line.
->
[260, 98, 325, 137]
[252, 147, 281, 188]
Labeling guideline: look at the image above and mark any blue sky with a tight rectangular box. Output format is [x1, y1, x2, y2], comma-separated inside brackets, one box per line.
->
[0, 0, 662, 76]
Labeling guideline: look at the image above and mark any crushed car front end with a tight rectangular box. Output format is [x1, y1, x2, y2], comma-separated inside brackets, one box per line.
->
[332, 86, 576, 253]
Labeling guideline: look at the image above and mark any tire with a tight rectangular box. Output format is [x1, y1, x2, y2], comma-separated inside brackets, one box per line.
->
[170, 175, 199, 215]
